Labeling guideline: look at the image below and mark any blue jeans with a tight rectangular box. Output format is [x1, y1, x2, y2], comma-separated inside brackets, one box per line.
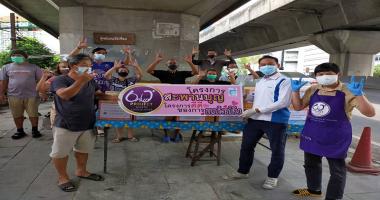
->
[238, 119, 287, 178]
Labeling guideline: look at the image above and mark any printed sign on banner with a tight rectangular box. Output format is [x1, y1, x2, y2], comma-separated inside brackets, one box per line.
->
[118, 84, 244, 116]
[99, 101, 132, 120]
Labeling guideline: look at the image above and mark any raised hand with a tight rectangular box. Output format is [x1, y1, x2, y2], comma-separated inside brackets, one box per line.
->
[184, 55, 192, 63]
[122, 46, 132, 54]
[347, 76, 365, 96]
[155, 52, 164, 62]
[291, 78, 309, 92]
[77, 37, 88, 49]
[114, 60, 123, 69]
[192, 46, 199, 55]
[244, 63, 252, 71]
[224, 49, 232, 57]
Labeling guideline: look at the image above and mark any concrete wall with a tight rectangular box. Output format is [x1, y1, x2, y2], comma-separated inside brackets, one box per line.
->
[59, 6, 199, 81]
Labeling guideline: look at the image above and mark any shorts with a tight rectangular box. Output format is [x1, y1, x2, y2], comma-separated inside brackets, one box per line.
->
[50, 127, 96, 158]
[8, 96, 39, 118]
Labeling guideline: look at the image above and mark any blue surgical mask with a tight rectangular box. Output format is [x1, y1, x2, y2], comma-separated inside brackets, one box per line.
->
[259, 65, 277, 76]
[77, 67, 91, 74]
[94, 53, 105, 61]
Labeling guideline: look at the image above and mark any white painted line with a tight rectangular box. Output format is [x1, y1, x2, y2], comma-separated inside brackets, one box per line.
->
[352, 135, 380, 147]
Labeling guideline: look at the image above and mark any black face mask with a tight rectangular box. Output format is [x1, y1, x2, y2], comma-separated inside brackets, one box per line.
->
[118, 72, 128, 77]
[168, 64, 177, 70]
[208, 55, 215, 59]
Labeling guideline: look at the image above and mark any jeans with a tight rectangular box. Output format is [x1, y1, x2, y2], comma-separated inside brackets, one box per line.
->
[238, 119, 287, 178]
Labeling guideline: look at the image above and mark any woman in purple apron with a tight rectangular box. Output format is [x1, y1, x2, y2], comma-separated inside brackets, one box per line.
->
[289, 63, 375, 200]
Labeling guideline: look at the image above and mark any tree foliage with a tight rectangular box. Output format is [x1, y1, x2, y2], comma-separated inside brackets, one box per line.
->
[0, 37, 59, 68]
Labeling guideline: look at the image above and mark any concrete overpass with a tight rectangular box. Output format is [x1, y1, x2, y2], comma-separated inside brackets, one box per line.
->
[199, 0, 380, 76]
[0, 0, 250, 68]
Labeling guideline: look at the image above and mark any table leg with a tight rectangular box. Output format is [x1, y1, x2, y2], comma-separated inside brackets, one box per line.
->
[217, 131, 222, 166]
[186, 130, 197, 158]
[103, 127, 108, 173]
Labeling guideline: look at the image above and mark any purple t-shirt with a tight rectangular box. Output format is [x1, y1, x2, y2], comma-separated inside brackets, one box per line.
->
[92, 61, 113, 92]
[0, 62, 42, 98]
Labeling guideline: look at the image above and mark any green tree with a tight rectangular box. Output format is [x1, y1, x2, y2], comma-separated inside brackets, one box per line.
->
[374, 64, 380, 77]
[0, 37, 59, 69]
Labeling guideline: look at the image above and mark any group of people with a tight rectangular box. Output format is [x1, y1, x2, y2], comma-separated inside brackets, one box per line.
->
[0, 38, 376, 200]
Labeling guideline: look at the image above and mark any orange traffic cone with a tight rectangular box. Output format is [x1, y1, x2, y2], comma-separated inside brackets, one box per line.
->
[347, 127, 380, 175]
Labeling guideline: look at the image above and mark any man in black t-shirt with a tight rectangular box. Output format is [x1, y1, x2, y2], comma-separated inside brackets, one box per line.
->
[146, 53, 198, 84]
[146, 53, 198, 142]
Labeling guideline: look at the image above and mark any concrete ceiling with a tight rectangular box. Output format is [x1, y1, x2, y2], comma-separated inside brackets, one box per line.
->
[200, 0, 380, 57]
[0, 0, 249, 38]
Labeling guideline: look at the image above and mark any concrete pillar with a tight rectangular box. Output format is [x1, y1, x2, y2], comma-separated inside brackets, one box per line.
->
[309, 30, 380, 76]
[59, 6, 200, 81]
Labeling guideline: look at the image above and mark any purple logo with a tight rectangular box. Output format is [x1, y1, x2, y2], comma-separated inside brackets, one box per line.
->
[119, 86, 163, 114]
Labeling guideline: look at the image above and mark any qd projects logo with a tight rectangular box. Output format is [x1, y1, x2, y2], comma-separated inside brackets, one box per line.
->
[118, 85, 163, 115]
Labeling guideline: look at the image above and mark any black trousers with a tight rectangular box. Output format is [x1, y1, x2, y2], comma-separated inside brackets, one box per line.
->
[304, 152, 346, 199]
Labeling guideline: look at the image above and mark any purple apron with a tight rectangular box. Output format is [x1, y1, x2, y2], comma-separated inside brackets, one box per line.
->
[300, 89, 352, 159]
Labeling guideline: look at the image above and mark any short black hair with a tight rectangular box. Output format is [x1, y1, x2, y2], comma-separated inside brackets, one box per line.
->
[92, 47, 107, 54]
[67, 53, 92, 68]
[10, 49, 28, 58]
[314, 63, 340, 75]
[258, 55, 279, 64]
[207, 68, 217, 72]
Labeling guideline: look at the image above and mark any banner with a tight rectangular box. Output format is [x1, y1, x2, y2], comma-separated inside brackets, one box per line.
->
[118, 84, 243, 116]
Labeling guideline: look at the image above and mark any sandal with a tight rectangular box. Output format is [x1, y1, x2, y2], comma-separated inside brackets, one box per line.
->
[77, 173, 105, 181]
[112, 137, 127, 143]
[127, 137, 139, 142]
[58, 181, 77, 192]
[11, 132, 27, 140]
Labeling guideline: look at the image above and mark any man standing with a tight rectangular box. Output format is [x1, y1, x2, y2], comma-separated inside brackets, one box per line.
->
[146, 53, 198, 142]
[50, 53, 106, 192]
[191, 47, 236, 75]
[0, 50, 43, 139]
[224, 55, 292, 190]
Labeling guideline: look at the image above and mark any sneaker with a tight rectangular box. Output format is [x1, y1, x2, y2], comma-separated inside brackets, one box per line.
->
[292, 188, 322, 197]
[262, 177, 278, 190]
[11, 132, 27, 140]
[222, 171, 249, 180]
[162, 135, 171, 143]
[32, 131, 42, 138]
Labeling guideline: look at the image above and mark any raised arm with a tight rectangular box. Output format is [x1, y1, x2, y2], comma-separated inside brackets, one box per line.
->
[191, 47, 202, 65]
[185, 55, 198, 75]
[36, 70, 52, 92]
[55, 70, 94, 101]
[130, 58, 143, 81]
[104, 60, 122, 80]
[68, 37, 88, 57]
[146, 53, 163, 74]
[223, 49, 236, 66]
[347, 77, 376, 117]
[244, 63, 260, 79]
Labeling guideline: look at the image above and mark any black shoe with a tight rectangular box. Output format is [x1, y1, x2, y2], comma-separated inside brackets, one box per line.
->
[32, 131, 42, 138]
[11, 132, 27, 140]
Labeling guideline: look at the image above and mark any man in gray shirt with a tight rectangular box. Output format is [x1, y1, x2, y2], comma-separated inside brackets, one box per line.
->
[0, 50, 43, 139]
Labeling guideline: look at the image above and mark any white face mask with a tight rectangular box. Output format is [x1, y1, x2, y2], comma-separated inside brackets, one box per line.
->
[316, 75, 338, 86]
[94, 53, 105, 61]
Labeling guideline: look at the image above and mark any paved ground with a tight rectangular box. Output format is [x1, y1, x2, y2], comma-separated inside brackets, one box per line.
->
[0, 102, 380, 200]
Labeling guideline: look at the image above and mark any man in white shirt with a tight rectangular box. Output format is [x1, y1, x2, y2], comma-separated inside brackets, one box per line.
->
[223, 55, 292, 190]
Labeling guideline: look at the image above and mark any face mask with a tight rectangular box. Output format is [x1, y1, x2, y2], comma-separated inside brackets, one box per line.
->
[118, 72, 128, 77]
[207, 74, 217, 80]
[11, 56, 25, 64]
[259, 65, 277, 76]
[168, 64, 177, 70]
[228, 68, 238, 74]
[94, 53, 105, 61]
[208, 55, 215, 59]
[77, 67, 91, 74]
[316, 75, 338, 86]
[60, 67, 69, 74]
